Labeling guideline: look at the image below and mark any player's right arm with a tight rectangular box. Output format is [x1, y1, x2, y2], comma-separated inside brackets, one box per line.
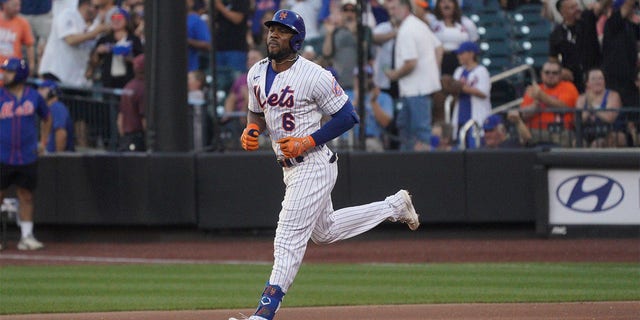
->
[241, 61, 267, 151]
[241, 111, 265, 151]
[247, 111, 266, 132]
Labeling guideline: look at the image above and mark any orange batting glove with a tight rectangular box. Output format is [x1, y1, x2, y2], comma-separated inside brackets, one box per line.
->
[277, 136, 316, 158]
[241, 123, 261, 151]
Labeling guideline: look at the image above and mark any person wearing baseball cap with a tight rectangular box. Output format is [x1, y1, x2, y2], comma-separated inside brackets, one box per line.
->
[37, 80, 75, 153]
[451, 40, 491, 147]
[415, 0, 430, 9]
[454, 40, 479, 55]
[482, 114, 515, 148]
[90, 5, 143, 89]
[482, 110, 533, 148]
[414, 0, 431, 24]
[352, 65, 395, 152]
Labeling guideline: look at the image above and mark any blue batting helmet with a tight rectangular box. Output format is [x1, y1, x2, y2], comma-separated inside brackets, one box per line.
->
[264, 9, 306, 52]
[1, 57, 29, 83]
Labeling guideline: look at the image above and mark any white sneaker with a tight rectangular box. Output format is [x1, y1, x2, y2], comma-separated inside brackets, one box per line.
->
[397, 190, 420, 231]
[17, 234, 44, 251]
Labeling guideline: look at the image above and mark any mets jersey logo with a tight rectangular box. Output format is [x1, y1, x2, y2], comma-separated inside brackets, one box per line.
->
[0, 100, 35, 119]
[459, 75, 478, 87]
[332, 78, 343, 96]
[253, 85, 295, 109]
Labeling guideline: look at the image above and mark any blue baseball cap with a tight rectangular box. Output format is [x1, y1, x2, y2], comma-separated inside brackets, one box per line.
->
[111, 7, 130, 21]
[455, 41, 480, 55]
[613, 0, 624, 10]
[38, 79, 58, 89]
[38, 79, 61, 95]
[482, 114, 503, 131]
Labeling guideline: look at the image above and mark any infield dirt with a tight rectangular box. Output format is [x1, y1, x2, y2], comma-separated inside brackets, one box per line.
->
[1, 226, 638, 319]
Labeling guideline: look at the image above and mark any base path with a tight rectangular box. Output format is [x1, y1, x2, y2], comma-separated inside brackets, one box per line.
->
[1, 236, 638, 265]
[2, 302, 638, 320]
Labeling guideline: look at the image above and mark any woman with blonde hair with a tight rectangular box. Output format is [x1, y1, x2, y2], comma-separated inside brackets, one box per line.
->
[575, 67, 624, 147]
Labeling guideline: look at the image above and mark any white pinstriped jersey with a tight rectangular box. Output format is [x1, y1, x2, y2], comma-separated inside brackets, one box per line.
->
[247, 56, 348, 157]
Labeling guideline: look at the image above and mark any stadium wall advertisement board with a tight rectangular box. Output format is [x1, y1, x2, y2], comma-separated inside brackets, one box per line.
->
[548, 169, 640, 225]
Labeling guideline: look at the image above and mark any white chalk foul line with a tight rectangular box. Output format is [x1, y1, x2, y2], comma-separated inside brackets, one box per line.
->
[0, 254, 270, 265]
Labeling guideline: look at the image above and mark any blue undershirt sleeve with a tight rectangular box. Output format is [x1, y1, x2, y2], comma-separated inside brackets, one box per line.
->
[310, 100, 359, 146]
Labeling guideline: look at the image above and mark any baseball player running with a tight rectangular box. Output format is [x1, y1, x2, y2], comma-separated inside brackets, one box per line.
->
[232, 10, 420, 320]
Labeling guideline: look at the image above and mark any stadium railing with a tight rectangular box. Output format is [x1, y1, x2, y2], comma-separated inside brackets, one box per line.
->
[35, 70, 637, 153]
[451, 65, 640, 149]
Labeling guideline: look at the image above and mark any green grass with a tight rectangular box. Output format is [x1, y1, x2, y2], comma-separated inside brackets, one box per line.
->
[0, 263, 638, 314]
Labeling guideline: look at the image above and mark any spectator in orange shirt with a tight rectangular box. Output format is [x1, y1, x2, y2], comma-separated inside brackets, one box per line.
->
[520, 60, 579, 147]
[0, 0, 35, 76]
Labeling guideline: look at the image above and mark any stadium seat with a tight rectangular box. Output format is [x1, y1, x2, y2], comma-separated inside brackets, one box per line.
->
[469, 11, 506, 27]
[508, 11, 547, 26]
[508, 3, 545, 21]
[523, 54, 548, 69]
[522, 39, 549, 56]
[480, 40, 512, 58]
[468, 0, 502, 13]
[511, 22, 552, 40]
[478, 25, 509, 41]
[515, 3, 544, 15]
[214, 66, 238, 93]
[481, 56, 511, 74]
[491, 79, 518, 107]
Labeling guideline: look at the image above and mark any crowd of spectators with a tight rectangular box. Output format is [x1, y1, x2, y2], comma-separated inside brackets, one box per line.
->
[0, 0, 638, 152]
[204, 0, 638, 151]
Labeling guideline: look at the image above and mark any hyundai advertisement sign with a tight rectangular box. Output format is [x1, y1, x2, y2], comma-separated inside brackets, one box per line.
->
[549, 169, 640, 225]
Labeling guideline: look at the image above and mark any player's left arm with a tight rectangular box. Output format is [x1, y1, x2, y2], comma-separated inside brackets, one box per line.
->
[278, 100, 359, 158]
[310, 100, 359, 145]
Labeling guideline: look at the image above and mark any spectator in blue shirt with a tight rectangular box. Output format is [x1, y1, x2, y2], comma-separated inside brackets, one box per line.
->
[187, 0, 211, 71]
[352, 65, 395, 151]
[37, 80, 75, 152]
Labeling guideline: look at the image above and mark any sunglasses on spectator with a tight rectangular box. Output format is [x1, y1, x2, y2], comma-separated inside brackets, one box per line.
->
[542, 70, 560, 75]
[343, 6, 356, 12]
